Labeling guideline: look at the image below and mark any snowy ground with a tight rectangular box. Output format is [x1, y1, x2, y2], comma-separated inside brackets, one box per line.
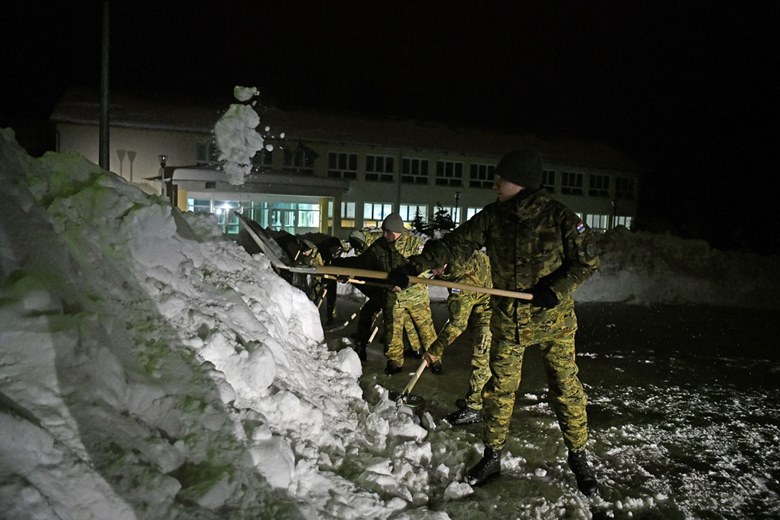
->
[332, 300, 780, 519]
[1, 127, 779, 519]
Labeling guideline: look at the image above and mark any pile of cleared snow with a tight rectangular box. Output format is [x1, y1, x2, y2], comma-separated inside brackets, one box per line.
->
[577, 226, 780, 310]
[0, 129, 454, 519]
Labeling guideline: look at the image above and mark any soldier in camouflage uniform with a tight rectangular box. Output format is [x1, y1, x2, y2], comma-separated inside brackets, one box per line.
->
[424, 250, 493, 426]
[389, 149, 600, 495]
[343, 213, 437, 374]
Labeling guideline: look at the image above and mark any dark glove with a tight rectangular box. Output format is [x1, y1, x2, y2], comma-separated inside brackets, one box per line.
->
[530, 284, 559, 309]
[387, 263, 420, 289]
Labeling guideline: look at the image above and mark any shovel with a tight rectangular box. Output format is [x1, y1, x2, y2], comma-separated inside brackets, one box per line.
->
[394, 359, 428, 409]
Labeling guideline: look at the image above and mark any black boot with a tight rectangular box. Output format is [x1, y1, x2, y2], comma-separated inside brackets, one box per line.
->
[465, 447, 501, 486]
[446, 407, 483, 425]
[356, 344, 367, 363]
[384, 360, 403, 375]
[567, 450, 598, 496]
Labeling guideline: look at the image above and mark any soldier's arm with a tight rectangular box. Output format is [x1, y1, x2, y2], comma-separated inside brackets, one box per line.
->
[547, 209, 600, 298]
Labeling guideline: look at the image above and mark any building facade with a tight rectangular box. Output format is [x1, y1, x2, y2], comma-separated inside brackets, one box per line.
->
[51, 89, 641, 238]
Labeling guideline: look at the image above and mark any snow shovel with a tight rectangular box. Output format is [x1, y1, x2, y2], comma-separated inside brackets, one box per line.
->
[393, 359, 428, 410]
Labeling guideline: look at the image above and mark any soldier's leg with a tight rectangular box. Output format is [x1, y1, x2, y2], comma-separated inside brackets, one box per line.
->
[403, 316, 421, 354]
[324, 278, 337, 324]
[384, 302, 406, 368]
[540, 336, 589, 450]
[482, 334, 526, 450]
[406, 295, 438, 352]
[465, 301, 492, 410]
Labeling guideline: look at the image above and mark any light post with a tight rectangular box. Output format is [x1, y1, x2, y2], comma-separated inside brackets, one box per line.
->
[454, 191, 461, 225]
[158, 154, 168, 198]
[610, 198, 617, 230]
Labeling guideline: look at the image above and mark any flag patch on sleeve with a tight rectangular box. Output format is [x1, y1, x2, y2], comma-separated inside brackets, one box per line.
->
[575, 220, 586, 233]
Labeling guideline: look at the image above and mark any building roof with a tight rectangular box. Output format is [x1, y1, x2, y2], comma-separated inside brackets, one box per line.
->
[51, 88, 642, 174]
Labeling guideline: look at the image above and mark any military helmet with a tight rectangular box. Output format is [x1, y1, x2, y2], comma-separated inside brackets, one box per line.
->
[495, 148, 543, 188]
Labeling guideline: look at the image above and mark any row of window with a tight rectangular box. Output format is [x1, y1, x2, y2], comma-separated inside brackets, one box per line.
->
[191, 197, 634, 239]
[198, 142, 636, 198]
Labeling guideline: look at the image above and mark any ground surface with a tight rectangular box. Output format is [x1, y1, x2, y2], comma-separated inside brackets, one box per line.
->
[325, 295, 780, 519]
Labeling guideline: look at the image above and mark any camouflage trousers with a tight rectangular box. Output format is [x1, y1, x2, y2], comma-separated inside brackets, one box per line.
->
[482, 296, 589, 452]
[428, 290, 492, 411]
[384, 289, 437, 365]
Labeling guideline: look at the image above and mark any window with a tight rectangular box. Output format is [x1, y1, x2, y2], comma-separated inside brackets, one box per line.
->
[561, 171, 584, 195]
[196, 141, 219, 165]
[401, 158, 429, 184]
[614, 215, 633, 228]
[435, 160, 464, 187]
[469, 163, 495, 188]
[363, 202, 393, 225]
[250, 148, 273, 172]
[615, 177, 636, 199]
[297, 203, 320, 229]
[328, 152, 358, 179]
[466, 207, 482, 220]
[366, 155, 394, 182]
[589, 174, 610, 197]
[585, 214, 609, 232]
[542, 170, 556, 193]
[399, 204, 427, 222]
[186, 199, 240, 234]
[327, 201, 357, 228]
[283, 147, 314, 175]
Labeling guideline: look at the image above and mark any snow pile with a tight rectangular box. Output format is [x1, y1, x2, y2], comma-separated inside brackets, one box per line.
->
[577, 226, 780, 310]
[0, 129, 450, 519]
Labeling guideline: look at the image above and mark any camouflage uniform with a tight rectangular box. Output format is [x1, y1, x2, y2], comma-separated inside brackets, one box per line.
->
[410, 188, 599, 451]
[350, 231, 437, 366]
[428, 250, 493, 411]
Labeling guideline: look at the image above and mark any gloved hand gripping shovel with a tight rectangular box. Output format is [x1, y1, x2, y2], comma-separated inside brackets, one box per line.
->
[395, 360, 428, 409]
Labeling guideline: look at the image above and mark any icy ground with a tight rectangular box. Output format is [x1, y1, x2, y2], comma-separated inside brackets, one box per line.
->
[1, 126, 779, 519]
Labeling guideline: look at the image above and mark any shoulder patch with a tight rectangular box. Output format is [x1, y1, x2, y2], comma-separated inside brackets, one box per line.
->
[575, 220, 586, 234]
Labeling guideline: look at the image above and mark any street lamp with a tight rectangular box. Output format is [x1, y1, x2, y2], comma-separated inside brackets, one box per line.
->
[158, 154, 168, 197]
[454, 191, 461, 225]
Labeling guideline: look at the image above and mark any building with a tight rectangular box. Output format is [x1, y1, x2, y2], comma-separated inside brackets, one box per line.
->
[51, 88, 641, 238]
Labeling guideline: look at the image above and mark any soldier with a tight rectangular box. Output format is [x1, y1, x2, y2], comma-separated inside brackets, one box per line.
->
[424, 250, 493, 427]
[388, 148, 600, 495]
[341, 213, 437, 374]
[314, 235, 348, 326]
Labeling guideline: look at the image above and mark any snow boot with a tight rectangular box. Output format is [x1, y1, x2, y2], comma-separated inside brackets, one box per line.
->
[446, 407, 482, 425]
[356, 344, 367, 363]
[384, 360, 403, 375]
[465, 447, 501, 487]
[567, 450, 599, 496]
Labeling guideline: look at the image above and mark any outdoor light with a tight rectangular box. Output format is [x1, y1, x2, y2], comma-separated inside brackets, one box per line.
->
[159, 154, 168, 196]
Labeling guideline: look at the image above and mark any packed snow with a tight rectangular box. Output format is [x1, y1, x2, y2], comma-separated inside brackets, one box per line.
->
[1, 121, 779, 520]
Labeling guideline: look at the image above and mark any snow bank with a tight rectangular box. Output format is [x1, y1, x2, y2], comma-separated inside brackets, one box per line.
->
[577, 226, 780, 310]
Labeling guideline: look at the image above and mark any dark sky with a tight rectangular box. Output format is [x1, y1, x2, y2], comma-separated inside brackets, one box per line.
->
[2, 1, 778, 253]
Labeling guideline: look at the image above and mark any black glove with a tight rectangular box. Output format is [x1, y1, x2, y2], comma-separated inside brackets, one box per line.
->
[530, 284, 559, 309]
[387, 263, 420, 289]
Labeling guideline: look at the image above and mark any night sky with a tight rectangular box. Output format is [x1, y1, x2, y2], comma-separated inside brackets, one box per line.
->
[2, 1, 777, 253]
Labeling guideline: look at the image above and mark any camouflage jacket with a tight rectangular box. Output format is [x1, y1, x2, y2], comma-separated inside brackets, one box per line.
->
[441, 249, 492, 291]
[347, 231, 428, 304]
[411, 189, 599, 299]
